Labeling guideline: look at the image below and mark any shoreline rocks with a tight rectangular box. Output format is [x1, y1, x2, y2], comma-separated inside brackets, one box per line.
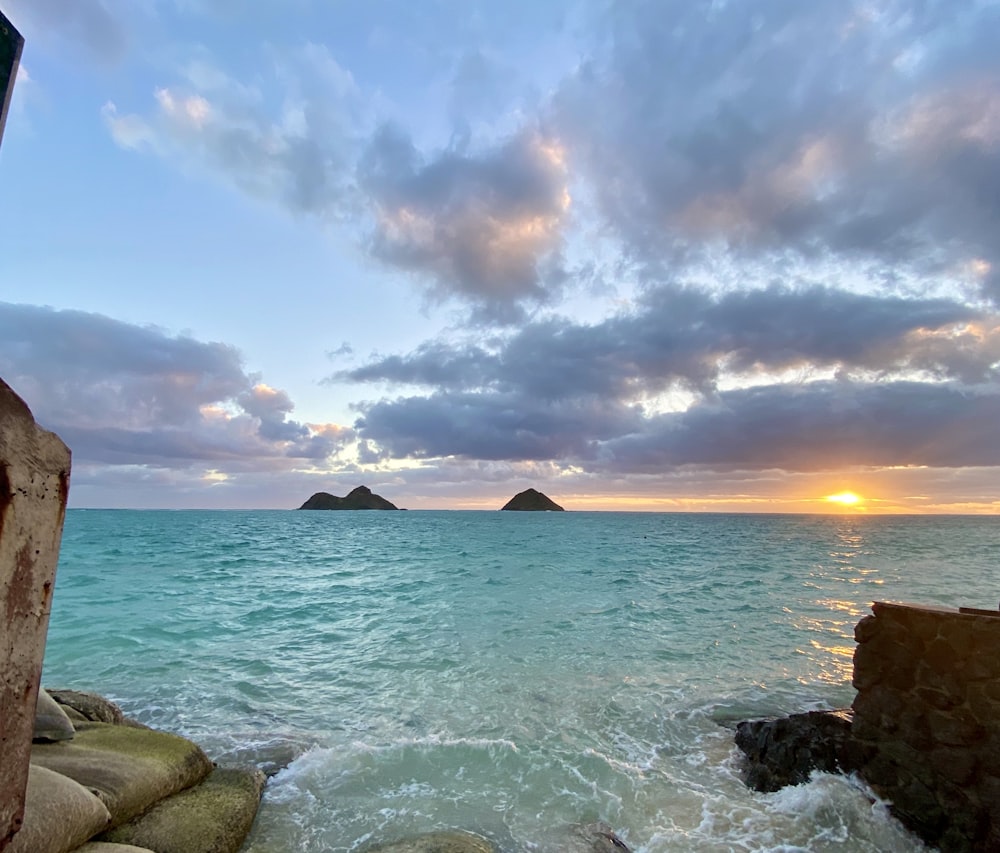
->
[17, 689, 265, 853]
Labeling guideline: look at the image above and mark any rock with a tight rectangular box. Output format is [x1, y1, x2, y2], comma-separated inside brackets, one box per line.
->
[211, 733, 313, 778]
[30, 720, 213, 829]
[46, 689, 139, 727]
[99, 767, 266, 853]
[500, 488, 564, 511]
[299, 485, 400, 510]
[734, 709, 855, 792]
[7, 765, 111, 853]
[0, 378, 72, 848]
[575, 822, 631, 852]
[76, 844, 157, 853]
[365, 831, 498, 853]
[34, 687, 76, 743]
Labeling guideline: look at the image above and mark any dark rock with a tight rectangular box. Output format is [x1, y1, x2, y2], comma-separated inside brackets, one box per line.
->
[46, 689, 138, 726]
[734, 709, 855, 792]
[365, 830, 497, 853]
[299, 485, 400, 510]
[500, 488, 564, 511]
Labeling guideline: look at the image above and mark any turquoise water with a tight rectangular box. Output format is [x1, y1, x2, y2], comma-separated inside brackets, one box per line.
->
[42, 511, 998, 851]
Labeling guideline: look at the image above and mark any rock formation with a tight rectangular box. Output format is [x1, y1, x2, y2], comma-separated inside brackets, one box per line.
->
[14, 689, 266, 853]
[735, 709, 854, 792]
[299, 485, 400, 510]
[500, 488, 564, 511]
[736, 601, 1000, 852]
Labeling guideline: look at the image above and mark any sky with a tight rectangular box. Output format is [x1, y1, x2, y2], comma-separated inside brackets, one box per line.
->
[1, 0, 999, 513]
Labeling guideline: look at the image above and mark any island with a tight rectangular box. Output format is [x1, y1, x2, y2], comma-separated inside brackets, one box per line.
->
[299, 485, 400, 510]
[500, 488, 564, 511]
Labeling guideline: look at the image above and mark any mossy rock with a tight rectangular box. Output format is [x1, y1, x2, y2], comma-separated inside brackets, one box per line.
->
[30, 721, 212, 828]
[99, 767, 266, 853]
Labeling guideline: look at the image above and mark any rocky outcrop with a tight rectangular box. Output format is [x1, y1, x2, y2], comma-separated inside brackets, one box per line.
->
[500, 489, 564, 511]
[299, 485, 400, 510]
[735, 709, 854, 792]
[736, 601, 1000, 853]
[14, 690, 265, 853]
[849, 602, 1000, 852]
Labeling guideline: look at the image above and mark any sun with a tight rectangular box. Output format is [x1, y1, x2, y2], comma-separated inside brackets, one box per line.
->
[825, 491, 862, 506]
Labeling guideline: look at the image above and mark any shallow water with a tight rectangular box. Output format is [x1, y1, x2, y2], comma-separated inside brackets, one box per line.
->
[43, 510, 997, 851]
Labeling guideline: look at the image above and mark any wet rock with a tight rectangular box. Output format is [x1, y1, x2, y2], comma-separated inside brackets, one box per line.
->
[365, 830, 498, 853]
[735, 709, 855, 792]
[45, 689, 146, 728]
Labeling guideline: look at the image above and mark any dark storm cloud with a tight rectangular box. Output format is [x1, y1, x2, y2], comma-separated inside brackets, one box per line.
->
[341, 286, 986, 399]
[354, 379, 1000, 473]
[355, 391, 641, 462]
[553, 0, 1000, 300]
[0, 303, 350, 467]
[359, 124, 570, 321]
[599, 381, 1000, 473]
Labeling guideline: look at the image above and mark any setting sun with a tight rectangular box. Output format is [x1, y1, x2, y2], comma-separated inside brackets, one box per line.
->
[825, 491, 862, 506]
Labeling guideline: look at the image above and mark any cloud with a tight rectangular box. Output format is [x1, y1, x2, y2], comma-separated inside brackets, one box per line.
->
[102, 44, 364, 217]
[359, 124, 572, 321]
[598, 381, 1000, 473]
[342, 283, 1000, 473]
[551, 0, 1000, 301]
[341, 285, 989, 399]
[353, 378, 1000, 474]
[4, 0, 127, 64]
[0, 302, 352, 469]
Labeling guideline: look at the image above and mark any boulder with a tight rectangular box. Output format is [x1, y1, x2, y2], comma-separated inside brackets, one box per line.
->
[76, 845, 156, 853]
[34, 688, 76, 743]
[734, 709, 855, 792]
[7, 765, 110, 853]
[46, 689, 138, 727]
[299, 485, 400, 510]
[500, 489, 564, 511]
[365, 831, 498, 853]
[30, 721, 213, 829]
[99, 767, 266, 853]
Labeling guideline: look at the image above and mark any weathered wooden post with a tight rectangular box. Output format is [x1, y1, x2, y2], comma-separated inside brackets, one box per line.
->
[0, 13, 75, 851]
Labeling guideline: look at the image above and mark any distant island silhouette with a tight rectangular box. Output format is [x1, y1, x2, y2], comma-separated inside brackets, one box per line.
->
[501, 488, 564, 511]
[299, 485, 400, 510]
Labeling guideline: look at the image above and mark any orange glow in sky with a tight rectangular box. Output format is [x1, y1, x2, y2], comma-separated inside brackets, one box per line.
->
[825, 491, 862, 506]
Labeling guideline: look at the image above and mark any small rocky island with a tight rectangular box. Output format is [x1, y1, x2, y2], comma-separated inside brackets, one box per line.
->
[501, 488, 564, 511]
[299, 485, 400, 510]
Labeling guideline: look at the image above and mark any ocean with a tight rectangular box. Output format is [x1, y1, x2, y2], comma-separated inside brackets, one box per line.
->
[41, 510, 998, 852]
